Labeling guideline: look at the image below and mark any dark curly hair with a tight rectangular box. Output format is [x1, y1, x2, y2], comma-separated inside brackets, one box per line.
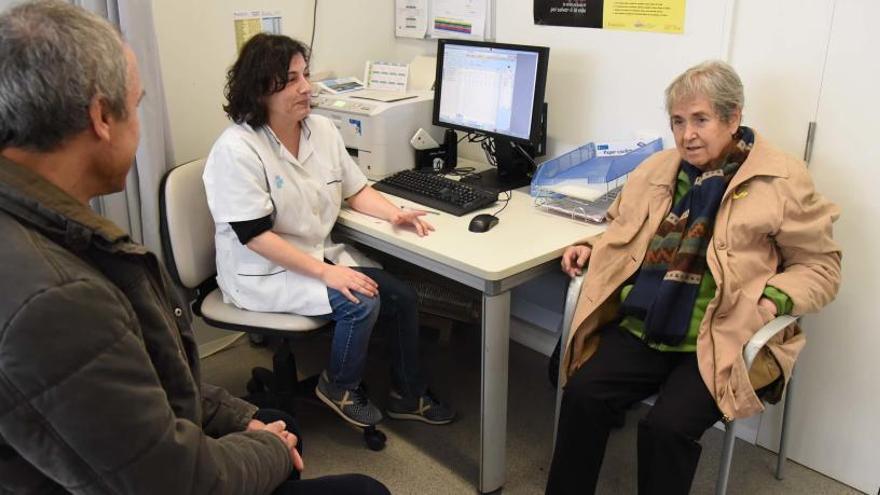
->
[223, 33, 310, 127]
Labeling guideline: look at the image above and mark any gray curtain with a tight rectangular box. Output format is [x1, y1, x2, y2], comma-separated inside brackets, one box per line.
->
[77, 0, 175, 259]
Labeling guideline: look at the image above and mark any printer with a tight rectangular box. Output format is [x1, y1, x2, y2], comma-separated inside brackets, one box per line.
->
[310, 90, 443, 180]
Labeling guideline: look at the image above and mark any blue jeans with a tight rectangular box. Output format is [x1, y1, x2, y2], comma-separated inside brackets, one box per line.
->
[322, 267, 425, 397]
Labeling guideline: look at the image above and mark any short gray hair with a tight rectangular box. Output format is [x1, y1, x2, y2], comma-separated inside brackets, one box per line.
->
[0, 0, 127, 151]
[665, 60, 744, 123]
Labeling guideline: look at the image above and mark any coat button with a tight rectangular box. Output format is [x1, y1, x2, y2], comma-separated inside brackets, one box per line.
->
[717, 240, 727, 250]
[174, 307, 183, 317]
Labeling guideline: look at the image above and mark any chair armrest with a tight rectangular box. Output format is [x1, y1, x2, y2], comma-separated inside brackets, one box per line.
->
[561, 275, 585, 341]
[743, 315, 799, 369]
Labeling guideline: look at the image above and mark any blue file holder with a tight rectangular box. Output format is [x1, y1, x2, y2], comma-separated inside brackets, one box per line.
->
[530, 137, 663, 197]
[529, 138, 663, 223]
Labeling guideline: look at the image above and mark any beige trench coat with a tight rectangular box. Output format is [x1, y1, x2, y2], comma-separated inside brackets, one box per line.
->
[561, 133, 842, 421]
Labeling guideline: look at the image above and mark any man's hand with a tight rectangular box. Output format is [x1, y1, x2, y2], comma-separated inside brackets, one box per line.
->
[246, 419, 266, 431]
[389, 209, 435, 237]
[250, 419, 304, 472]
[319, 265, 378, 304]
[561, 245, 592, 278]
[758, 297, 778, 318]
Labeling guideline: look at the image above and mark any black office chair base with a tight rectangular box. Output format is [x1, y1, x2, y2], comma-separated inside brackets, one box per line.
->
[242, 338, 314, 413]
[244, 366, 310, 413]
[242, 340, 387, 451]
[363, 426, 386, 451]
[247, 371, 387, 451]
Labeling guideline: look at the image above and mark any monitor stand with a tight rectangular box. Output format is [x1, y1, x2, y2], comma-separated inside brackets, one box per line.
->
[460, 168, 532, 194]
[460, 136, 536, 194]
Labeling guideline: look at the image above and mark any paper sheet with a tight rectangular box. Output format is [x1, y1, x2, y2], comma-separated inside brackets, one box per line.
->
[603, 0, 686, 34]
[316, 77, 365, 94]
[350, 90, 419, 103]
[428, 0, 488, 40]
[545, 181, 623, 202]
[534, 0, 684, 34]
[364, 61, 409, 92]
[396, 0, 428, 38]
[408, 55, 437, 90]
[233, 10, 282, 51]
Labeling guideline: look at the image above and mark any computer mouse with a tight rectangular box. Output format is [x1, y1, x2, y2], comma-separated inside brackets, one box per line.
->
[468, 214, 499, 233]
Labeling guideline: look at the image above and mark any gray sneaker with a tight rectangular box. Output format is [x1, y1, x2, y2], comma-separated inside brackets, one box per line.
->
[315, 371, 383, 428]
[386, 389, 456, 425]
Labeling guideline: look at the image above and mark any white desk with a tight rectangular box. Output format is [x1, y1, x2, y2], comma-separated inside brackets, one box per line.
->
[335, 175, 605, 493]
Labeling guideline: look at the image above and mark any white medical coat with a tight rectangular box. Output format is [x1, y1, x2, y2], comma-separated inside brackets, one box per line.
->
[203, 116, 379, 316]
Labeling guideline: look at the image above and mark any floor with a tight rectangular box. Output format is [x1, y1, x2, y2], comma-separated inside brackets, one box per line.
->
[200, 319, 863, 495]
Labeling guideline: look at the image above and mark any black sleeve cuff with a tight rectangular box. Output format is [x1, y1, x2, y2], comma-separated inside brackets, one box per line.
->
[229, 215, 273, 245]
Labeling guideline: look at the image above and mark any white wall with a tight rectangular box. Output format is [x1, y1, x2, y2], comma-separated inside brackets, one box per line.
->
[310, 2, 436, 84]
[495, 1, 733, 154]
[728, 1, 835, 158]
[152, 1, 437, 165]
[151, 1, 314, 164]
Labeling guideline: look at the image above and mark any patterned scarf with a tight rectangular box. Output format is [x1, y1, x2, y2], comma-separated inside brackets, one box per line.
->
[620, 127, 754, 345]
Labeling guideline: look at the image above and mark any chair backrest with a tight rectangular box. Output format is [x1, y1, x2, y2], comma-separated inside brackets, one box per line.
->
[159, 158, 215, 290]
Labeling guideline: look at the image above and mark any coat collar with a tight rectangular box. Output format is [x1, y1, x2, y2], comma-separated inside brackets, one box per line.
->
[725, 132, 790, 196]
[644, 131, 790, 193]
[0, 155, 143, 254]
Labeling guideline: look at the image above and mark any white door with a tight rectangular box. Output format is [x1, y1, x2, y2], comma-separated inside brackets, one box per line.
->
[753, 2, 880, 493]
[726, 0, 835, 445]
[728, 0, 836, 158]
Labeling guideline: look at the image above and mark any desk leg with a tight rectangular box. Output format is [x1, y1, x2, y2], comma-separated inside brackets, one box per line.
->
[480, 291, 510, 494]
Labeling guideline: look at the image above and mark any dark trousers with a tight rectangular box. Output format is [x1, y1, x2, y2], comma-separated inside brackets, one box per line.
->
[254, 410, 389, 495]
[546, 325, 722, 495]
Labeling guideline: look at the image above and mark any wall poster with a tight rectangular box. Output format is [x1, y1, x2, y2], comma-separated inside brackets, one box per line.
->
[534, 0, 685, 34]
[233, 10, 282, 51]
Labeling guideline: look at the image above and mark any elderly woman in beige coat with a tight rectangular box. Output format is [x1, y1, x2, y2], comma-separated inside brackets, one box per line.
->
[546, 60, 841, 495]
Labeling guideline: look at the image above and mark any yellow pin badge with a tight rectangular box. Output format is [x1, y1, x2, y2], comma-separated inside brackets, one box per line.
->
[733, 186, 749, 200]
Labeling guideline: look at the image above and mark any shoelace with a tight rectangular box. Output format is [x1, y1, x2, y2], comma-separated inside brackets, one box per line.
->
[350, 385, 371, 407]
[421, 390, 442, 408]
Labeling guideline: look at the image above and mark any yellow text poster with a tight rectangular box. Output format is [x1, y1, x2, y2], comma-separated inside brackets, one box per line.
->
[602, 0, 685, 33]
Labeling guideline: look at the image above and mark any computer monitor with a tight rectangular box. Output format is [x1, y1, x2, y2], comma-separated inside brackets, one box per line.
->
[433, 39, 549, 192]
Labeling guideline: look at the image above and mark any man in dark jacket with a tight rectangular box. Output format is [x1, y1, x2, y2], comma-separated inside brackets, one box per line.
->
[0, 2, 388, 494]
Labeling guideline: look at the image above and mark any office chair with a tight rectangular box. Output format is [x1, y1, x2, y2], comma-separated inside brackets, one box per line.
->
[554, 275, 799, 494]
[160, 158, 387, 451]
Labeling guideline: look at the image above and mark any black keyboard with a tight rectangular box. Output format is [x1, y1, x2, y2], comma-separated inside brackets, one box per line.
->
[372, 170, 498, 216]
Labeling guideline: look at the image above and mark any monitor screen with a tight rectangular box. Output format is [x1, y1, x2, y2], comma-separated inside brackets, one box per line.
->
[433, 39, 549, 144]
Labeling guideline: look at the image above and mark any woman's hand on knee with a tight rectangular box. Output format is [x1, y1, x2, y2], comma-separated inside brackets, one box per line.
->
[561, 245, 591, 278]
[320, 265, 379, 303]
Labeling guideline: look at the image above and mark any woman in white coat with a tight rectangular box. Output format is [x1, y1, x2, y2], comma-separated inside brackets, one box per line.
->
[203, 34, 454, 428]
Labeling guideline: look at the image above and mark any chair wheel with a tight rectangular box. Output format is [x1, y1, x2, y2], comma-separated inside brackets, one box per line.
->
[363, 426, 386, 451]
[248, 333, 268, 347]
[253, 367, 275, 386]
[246, 378, 263, 395]
[246, 367, 274, 395]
